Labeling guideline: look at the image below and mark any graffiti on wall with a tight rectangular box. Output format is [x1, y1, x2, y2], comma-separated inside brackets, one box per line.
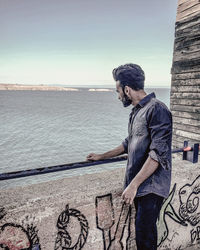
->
[179, 175, 200, 244]
[0, 204, 88, 250]
[157, 184, 187, 247]
[0, 175, 199, 249]
[54, 204, 89, 250]
[0, 217, 41, 250]
[157, 175, 200, 247]
[95, 193, 135, 250]
[95, 189, 187, 249]
[0, 208, 6, 220]
[95, 175, 200, 249]
[190, 226, 200, 244]
[108, 202, 135, 250]
[95, 194, 114, 250]
[0, 207, 41, 250]
[179, 175, 200, 226]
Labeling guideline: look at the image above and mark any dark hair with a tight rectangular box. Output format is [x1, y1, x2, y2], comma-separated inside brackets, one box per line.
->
[112, 63, 145, 90]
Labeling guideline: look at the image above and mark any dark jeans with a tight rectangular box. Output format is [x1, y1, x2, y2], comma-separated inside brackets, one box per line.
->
[134, 193, 164, 250]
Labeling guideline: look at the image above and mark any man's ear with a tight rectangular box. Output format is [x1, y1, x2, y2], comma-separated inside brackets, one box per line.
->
[124, 86, 130, 95]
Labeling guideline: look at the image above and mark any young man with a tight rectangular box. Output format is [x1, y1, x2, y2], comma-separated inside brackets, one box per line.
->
[87, 63, 172, 250]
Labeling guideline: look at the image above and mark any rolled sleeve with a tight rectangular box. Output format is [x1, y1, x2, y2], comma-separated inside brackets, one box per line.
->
[122, 136, 129, 154]
[148, 103, 172, 170]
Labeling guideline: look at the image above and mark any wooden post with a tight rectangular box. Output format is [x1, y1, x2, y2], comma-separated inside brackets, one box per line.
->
[170, 0, 200, 151]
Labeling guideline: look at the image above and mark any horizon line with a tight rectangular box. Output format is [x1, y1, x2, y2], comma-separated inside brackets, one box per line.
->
[0, 82, 171, 88]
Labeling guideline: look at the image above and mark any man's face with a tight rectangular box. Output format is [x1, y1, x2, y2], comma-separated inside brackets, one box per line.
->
[116, 81, 132, 107]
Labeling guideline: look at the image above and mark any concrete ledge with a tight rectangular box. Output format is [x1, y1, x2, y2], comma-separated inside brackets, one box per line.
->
[0, 159, 200, 249]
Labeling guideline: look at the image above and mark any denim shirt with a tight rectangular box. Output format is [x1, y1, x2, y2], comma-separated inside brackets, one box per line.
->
[122, 92, 172, 198]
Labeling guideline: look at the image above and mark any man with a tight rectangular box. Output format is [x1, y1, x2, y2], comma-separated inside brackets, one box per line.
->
[87, 63, 172, 250]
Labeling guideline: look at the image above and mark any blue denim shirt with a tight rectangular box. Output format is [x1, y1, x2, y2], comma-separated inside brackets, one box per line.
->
[122, 92, 172, 198]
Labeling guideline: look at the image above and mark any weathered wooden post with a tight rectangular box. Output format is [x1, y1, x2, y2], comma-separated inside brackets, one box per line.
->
[170, 0, 200, 151]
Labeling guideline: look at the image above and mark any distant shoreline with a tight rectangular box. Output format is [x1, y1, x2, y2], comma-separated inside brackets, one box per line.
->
[0, 83, 170, 91]
[0, 83, 79, 91]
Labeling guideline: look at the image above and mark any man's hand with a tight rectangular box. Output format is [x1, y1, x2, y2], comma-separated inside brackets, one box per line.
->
[86, 144, 125, 162]
[86, 153, 103, 161]
[122, 183, 138, 205]
[121, 157, 159, 205]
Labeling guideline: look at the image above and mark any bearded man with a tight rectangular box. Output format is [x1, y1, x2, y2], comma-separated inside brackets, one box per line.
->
[87, 63, 172, 250]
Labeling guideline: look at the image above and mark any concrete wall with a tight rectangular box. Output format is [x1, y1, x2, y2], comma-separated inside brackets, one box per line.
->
[0, 158, 200, 250]
[170, 0, 200, 150]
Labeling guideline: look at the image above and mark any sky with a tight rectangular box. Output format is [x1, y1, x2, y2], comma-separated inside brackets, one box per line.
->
[0, 0, 178, 87]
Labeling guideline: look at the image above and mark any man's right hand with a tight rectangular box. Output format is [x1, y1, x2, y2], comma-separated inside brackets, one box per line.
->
[86, 153, 103, 161]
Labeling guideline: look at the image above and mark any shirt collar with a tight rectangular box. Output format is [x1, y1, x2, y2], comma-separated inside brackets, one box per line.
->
[134, 92, 156, 109]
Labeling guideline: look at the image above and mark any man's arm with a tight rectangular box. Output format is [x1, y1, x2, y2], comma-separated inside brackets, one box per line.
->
[122, 156, 159, 205]
[87, 144, 125, 161]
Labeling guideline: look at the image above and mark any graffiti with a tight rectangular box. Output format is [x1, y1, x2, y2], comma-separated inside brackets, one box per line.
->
[26, 223, 41, 250]
[175, 246, 183, 250]
[190, 226, 200, 244]
[0, 223, 41, 250]
[95, 194, 115, 250]
[108, 203, 132, 250]
[157, 175, 200, 247]
[0, 208, 6, 220]
[179, 175, 200, 226]
[96, 178, 199, 249]
[0, 175, 199, 249]
[95, 193, 135, 250]
[54, 204, 89, 250]
[0, 208, 41, 250]
[157, 184, 187, 247]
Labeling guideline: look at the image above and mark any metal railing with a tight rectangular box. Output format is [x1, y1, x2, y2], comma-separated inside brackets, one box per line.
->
[0, 141, 199, 181]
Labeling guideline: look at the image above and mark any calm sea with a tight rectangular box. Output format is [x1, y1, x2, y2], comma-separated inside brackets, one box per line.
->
[0, 87, 170, 189]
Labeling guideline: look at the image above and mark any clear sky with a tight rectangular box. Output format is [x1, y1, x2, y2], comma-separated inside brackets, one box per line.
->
[0, 0, 178, 87]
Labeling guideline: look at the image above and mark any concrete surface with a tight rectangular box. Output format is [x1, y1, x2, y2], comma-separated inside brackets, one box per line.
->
[0, 156, 200, 249]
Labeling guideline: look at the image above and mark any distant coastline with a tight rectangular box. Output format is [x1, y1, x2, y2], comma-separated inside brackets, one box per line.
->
[0, 83, 114, 92]
[0, 83, 170, 92]
[0, 83, 115, 92]
[0, 83, 79, 91]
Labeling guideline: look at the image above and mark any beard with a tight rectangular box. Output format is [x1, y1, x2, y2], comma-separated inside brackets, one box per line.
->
[122, 93, 132, 107]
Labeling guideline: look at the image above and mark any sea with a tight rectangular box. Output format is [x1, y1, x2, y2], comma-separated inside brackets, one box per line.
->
[0, 87, 170, 189]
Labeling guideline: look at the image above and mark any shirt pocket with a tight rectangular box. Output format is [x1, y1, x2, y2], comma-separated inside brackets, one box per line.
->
[133, 120, 147, 136]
